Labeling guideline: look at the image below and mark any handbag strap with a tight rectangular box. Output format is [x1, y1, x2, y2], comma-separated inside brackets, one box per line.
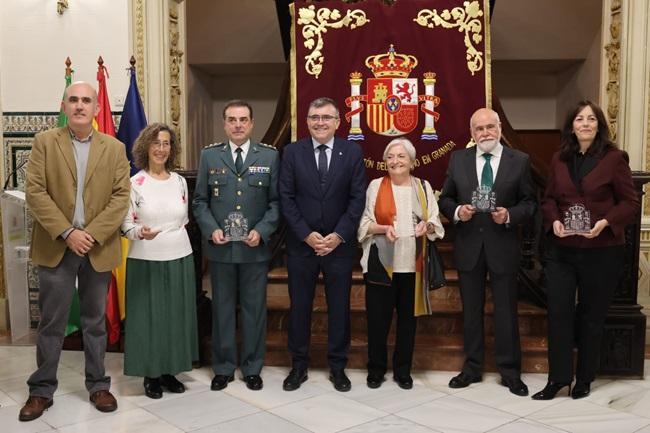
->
[415, 177, 430, 221]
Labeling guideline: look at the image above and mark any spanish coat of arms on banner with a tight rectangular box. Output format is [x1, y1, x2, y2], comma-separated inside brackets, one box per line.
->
[290, 0, 491, 189]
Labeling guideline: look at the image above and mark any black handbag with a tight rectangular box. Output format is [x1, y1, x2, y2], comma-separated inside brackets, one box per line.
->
[426, 239, 446, 290]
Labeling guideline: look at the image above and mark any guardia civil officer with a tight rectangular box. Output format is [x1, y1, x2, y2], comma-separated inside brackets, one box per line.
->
[193, 100, 280, 391]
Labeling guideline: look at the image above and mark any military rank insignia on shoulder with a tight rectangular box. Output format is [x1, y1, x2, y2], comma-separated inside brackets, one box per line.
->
[258, 142, 277, 151]
[204, 142, 225, 149]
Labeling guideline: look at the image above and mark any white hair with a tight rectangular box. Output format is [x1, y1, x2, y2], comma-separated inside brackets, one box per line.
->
[383, 138, 416, 162]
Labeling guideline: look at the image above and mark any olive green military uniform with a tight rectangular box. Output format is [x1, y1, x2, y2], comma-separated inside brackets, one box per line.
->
[193, 141, 280, 376]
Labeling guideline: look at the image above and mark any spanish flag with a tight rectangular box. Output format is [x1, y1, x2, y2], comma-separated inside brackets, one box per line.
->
[94, 57, 128, 345]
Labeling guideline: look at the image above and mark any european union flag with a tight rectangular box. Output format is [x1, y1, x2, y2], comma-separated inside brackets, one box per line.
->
[117, 61, 147, 175]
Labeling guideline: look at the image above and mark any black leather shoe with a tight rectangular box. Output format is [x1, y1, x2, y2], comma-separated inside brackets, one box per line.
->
[210, 374, 234, 391]
[144, 377, 163, 399]
[283, 369, 308, 391]
[448, 372, 482, 389]
[244, 375, 263, 390]
[394, 375, 414, 390]
[366, 373, 385, 389]
[160, 374, 185, 393]
[329, 370, 351, 392]
[571, 381, 591, 399]
[500, 377, 529, 396]
[531, 381, 571, 400]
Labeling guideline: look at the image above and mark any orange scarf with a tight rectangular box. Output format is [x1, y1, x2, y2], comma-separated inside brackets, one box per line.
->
[374, 176, 396, 226]
[373, 176, 431, 316]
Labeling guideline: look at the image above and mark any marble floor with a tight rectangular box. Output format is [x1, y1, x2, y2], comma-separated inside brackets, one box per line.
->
[1, 346, 650, 433]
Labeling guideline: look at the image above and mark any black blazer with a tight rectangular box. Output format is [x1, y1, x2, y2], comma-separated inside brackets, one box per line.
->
[279, 137, 367, 257]
[439, 146, 536, 273]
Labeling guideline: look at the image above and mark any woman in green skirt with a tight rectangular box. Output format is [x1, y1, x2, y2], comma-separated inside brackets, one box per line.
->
[121, 123, 198, 399]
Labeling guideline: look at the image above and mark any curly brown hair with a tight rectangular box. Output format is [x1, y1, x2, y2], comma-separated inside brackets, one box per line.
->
[131, 123, 179, 171]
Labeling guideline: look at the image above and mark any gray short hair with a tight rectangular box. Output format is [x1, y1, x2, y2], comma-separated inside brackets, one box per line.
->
[383, 138, 416, 162]
[308, 97, 340, 117]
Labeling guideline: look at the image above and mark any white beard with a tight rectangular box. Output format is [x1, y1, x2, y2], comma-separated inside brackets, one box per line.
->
[477, 139, 498, 153]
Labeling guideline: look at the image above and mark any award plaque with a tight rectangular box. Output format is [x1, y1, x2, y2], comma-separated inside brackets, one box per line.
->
[563, 203, 591, 234]
[471, 185, 497, 213]
[224, 211, 249, 241]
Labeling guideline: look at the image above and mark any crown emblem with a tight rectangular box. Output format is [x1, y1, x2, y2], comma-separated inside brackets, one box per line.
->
[365, 45, 418, 78]
[568, 203, 586, 214]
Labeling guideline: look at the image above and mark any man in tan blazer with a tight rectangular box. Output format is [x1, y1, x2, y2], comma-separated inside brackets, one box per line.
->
[19, 82, 130, 422]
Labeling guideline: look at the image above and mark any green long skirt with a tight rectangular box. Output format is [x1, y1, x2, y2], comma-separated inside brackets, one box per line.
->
[124, 254, 199, 377]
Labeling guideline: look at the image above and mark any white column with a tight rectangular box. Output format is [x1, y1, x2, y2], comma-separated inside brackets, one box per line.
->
[618, 0, 650, 172]
[0, 0, 6, 317]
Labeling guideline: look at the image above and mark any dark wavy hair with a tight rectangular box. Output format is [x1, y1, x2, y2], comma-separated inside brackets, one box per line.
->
[132, 123, 179, 171]
[559, 100, 616, 161]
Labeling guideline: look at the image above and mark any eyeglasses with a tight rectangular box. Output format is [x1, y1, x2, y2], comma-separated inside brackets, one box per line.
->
[307, 115, 338, 122]
[151, 141, 171, 149]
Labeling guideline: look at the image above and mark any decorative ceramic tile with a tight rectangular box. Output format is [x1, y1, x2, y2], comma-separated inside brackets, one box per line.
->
[2, 113, 58, 136]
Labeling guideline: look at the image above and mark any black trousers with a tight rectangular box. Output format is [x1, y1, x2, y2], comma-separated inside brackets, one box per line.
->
[365, 273, 417, 378]
[287, 254, 353, 372]
[458, 248, 521, 379]
[545, 243, 624, 383]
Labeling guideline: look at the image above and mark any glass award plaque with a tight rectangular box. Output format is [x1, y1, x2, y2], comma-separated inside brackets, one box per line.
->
[563, 203, 591, 234]
[471, 185, 496, 213]
[224, 211, 249, 241]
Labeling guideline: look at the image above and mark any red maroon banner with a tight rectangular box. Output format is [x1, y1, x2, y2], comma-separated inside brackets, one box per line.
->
[290, 0, 491, 189]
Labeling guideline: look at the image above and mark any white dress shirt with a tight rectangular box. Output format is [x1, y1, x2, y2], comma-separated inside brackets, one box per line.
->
[311, 137, 334, 169]
[229, 140, 250, 164]
[454, 142, 508, 222]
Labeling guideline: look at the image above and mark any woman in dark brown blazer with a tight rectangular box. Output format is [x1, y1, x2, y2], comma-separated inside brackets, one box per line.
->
[532, 100, 639, 400]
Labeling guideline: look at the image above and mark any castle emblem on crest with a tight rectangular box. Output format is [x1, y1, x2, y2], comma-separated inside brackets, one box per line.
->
[345, 45, 441, 141]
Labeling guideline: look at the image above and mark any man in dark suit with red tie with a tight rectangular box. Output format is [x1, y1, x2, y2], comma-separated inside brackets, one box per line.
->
[279, 97, 366, 392]
[438, 108, 536, 396]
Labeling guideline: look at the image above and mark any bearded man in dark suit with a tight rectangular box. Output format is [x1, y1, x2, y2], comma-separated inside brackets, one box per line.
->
[439, 107, 536, 397]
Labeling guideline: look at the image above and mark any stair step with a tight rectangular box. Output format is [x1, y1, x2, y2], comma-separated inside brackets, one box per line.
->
[268, 265, 458, 284]
[260, 262, 549, 373]
[263, 331, 549, 373]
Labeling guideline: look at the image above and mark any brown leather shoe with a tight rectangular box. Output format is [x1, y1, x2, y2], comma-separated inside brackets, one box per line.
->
[19, 396, 53, 421]
[89, 390, 117, 412]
